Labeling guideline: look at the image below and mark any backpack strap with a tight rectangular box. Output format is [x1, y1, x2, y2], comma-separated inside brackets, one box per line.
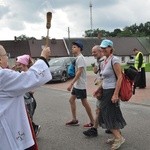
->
[111, 58, 136, 95]
[111, 57, 117, 79]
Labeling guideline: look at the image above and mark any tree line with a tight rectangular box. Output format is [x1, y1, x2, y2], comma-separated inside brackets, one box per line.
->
[85, 21, 150, 37]
[15, 21, 150, 40]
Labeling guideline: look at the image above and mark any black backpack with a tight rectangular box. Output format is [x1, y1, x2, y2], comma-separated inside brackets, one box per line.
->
[124, 65, 138, 81]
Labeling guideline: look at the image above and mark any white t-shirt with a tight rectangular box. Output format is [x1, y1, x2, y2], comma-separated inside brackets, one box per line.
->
[101, 56, 120, 89]
[95, 56, 106, 78]
[74, 54, 87, 89]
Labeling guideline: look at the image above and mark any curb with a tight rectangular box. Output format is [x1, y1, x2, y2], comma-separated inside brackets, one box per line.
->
[43, 86, 150, 107]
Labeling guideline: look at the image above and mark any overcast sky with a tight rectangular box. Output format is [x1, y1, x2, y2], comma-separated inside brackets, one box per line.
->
[0, 0, 150, 40]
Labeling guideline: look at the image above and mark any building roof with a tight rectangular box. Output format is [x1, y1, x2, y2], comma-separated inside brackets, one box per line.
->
[0, 40, 30, 58]
[28, 38, 68, 57]
[137, 37, 150, 54]
[0, 39, 68, 58]
[64, 37, 102, 56]
[0, 37, 150, 58]
[64, 37, 150, 56]
[108, 37, 150, 56]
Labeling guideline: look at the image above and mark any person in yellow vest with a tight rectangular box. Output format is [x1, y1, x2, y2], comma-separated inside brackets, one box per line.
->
[133, 48, 146, 88]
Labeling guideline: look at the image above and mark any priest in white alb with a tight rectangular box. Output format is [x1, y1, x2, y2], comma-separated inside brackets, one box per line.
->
[0, 45, 52, 150]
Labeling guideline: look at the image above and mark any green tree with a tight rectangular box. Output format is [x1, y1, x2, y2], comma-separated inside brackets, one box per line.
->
[110, 29, 122, 37]
[128, 24, 138, 35]
[84, 21, 150, 37]
[85, 28, 110, 37]
[117, 27, 132, 37]
[144, 22, 150, 36]
[15, 34, 36, 41]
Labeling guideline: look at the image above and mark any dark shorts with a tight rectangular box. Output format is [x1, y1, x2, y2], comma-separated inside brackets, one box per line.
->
[71, 87, 87, 99]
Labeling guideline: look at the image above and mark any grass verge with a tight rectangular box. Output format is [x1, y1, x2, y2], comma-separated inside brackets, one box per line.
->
[86, 63, 150, 72]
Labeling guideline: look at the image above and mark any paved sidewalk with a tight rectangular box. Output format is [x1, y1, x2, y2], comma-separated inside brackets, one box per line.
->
[45, 72, 150, 106]
[87, 72, 150, 106]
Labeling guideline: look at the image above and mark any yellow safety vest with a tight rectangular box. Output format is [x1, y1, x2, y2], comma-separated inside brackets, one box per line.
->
[134, 52, 145, 70]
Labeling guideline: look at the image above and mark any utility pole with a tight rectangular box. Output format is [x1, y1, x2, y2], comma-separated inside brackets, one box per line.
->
[89, 0, 93, 37]
[68, 27, 70, 39]
[68, 27, 71, 54]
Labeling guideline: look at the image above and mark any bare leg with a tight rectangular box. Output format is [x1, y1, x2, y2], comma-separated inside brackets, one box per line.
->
[69, 95, 77, 120]
[111, 129, 122, 139]
[93, 108, 100, 128]
[111, 129, 125, 149]
[81, 99, 94, 124]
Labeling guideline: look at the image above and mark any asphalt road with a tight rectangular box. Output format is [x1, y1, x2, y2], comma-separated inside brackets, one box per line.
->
[33, 86, 150, 150]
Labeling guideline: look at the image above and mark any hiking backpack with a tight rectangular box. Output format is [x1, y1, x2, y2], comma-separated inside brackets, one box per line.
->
[67, 59, 76, 77]
[111, 58, 138, 102]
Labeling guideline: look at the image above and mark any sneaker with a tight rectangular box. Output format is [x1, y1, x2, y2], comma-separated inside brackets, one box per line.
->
[34, 125, 41, 137]
[111, 137, 125, 150]
[83, 123, 94, 128]
[66, 120, 79, 126]
[106, 138, 115, 144]
[83, 127, 98, 137]
[105, 129, 112, 134]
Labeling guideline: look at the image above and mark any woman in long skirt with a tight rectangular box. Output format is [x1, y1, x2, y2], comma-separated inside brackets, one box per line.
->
[99, 39, 126, 150]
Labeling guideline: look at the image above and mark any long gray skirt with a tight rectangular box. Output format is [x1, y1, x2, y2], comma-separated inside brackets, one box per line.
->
[99, 89, 126, 130]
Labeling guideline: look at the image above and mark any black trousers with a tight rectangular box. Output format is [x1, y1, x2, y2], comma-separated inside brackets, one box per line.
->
[134, 67, 146, 88]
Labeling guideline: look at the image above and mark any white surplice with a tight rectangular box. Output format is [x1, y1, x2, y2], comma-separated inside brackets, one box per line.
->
[0, 59, 52, 150]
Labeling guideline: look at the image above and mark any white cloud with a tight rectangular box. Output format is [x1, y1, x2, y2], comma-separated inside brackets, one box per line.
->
[0, 0, 150, 40]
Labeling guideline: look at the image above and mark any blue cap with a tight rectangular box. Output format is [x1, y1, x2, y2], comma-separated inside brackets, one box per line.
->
[72, 40, 83, 50]
[100, 39, 113, 48]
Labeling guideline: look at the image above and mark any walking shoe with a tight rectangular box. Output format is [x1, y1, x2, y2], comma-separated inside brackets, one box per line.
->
[66, 120, 79, 126]
[105, 129, 112, 134]
[111, 137, 125, 150]
[34, 125, 41, 137]
[83, 123, 94, 128]
[83, 127, 98, 137]
[106, 138, 115, 144]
